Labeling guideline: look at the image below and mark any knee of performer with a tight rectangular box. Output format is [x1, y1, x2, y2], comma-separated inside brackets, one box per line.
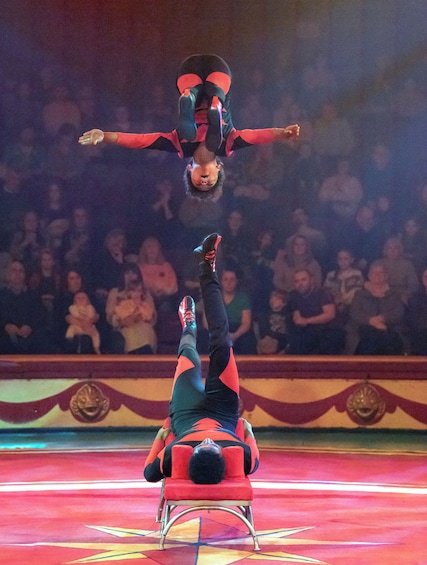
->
[178, 345, 200, 366]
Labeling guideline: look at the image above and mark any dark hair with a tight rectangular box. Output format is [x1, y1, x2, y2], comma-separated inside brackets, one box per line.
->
[188, 450, 226, 484]
[120, 262, 143, 288]
[183, 159, 225, 202]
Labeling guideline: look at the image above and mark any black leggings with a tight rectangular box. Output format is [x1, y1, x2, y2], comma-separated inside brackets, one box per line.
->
[169, 269, 239, 436]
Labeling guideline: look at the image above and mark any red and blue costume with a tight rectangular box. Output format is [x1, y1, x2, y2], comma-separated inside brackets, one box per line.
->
[143, 263, 259, 482]
[113, 54, 281, 159]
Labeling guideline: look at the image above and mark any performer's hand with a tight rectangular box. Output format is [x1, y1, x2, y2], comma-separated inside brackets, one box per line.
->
[156, 427, 171, 441]
[275, 124, 300, 141]
[79, 129, 105, 145]
[241, 418, 255, 438]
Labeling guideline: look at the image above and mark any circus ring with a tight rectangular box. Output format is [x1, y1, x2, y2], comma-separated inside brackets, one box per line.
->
[1, 355, 426, 431]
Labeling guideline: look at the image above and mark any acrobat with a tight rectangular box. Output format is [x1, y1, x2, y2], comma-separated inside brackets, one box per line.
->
[79, 54, 300, 201]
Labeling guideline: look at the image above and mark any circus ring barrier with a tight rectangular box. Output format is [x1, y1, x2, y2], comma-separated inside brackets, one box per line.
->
[0, 355, 426, 430]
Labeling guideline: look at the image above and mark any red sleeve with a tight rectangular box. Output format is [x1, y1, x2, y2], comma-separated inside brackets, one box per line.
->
[116, 131, 182, 155]
[225, 128, 277, 156]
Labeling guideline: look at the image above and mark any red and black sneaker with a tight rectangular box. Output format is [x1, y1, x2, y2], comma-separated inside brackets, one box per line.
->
[193, 233, 222, 272]
[177, 89, 196, 141]
[205, 95, 223, 152]
[178, 295, 196, 330]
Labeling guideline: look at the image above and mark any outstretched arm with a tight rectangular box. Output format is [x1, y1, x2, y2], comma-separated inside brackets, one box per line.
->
[272, 123, 300, 141]
[79, 129, 118, 145]
[227, 123, 300, 154]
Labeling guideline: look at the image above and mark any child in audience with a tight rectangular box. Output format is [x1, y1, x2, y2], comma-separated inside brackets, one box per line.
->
[65, 290, 101, 354]
[256, 288, 289, 355]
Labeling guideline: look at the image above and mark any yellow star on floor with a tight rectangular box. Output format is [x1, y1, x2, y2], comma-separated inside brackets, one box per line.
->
[26, 519, 383, 564]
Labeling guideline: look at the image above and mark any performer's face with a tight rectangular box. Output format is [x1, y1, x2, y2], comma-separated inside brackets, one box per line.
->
[194, 437, 222, 454]
[188, 161, 221, 191]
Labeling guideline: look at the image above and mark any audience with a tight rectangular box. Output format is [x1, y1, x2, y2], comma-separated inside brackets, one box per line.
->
[2, 51, 427, 358]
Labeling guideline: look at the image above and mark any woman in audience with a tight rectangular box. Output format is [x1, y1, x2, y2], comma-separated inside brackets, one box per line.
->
[9, 209, 47, 277]
[59, 205, 94, 285]
[94, 228, 131, 302]
[110, 280, 157, 354]
[345, 261, 405, 355]
[137, 236, 178, 312]
[377, 236, 419, 305]
[29, 248, 61, 335]
[272, 234, 322, 293]
[53, 268, 101, 353]
[324, 249, 364, 324]
[220, 263, 257, 354]
[38, 177, 70, 252]
[400, 216, 427, 274]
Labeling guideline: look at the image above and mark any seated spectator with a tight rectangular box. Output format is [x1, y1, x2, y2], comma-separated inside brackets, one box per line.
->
[377, 236, 419, 305]
[250, 227, 277, 315]
[300, 54, 337, 117]
[0, 236, 12, 289]
[407, 267, 427, 355]
[272, 234, 322, 293]
[220, 264, 257, 355]
[110, 280, 157, 354]
[318, 157, 363, 222]
[286, 207, 328, 268]
[346, 262, 405, 355]
[59, 205, 94, 285]
[38, 177, 70, 252]
[0, 260, 55, 354]
[312, 102, 356, 175]
[375, 193, 396, 241]
[65, 290, 101, 355]
[45, 123, 87, 190]
[256, 289, 289, 355]
[286, 141, 321, 215]
[137, 236, 178, 312]
[54, 269, 103, 354]
[94, 228, 131, 302]
[362, 143, 396, 204]
[139, 177, 183, 250]
[28, 247, 61, 334]
[2, 80, 39, 140]
[178, 193, 224, 247]
[324, 249, 364, 324]
[221, 208, 254, 292]
[9, 209, 47, 276]
[0, 165, 32, 248]
[286, 268, 344, 355]
[348, 204, 385, 274]
[1, 123, 46, 187]
[400, 216, 427, 274]
[42, 83, 81, 141]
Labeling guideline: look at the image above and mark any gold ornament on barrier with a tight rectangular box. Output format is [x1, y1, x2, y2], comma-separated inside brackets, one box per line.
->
[70, 382, 110, 422]
[346, 383, 386, 425]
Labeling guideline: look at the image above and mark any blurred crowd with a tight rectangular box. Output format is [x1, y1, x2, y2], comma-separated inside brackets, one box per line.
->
[2, 53, 427, 356]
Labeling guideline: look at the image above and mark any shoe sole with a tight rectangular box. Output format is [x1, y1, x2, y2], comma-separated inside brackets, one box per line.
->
[178, 95, 196, 141]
